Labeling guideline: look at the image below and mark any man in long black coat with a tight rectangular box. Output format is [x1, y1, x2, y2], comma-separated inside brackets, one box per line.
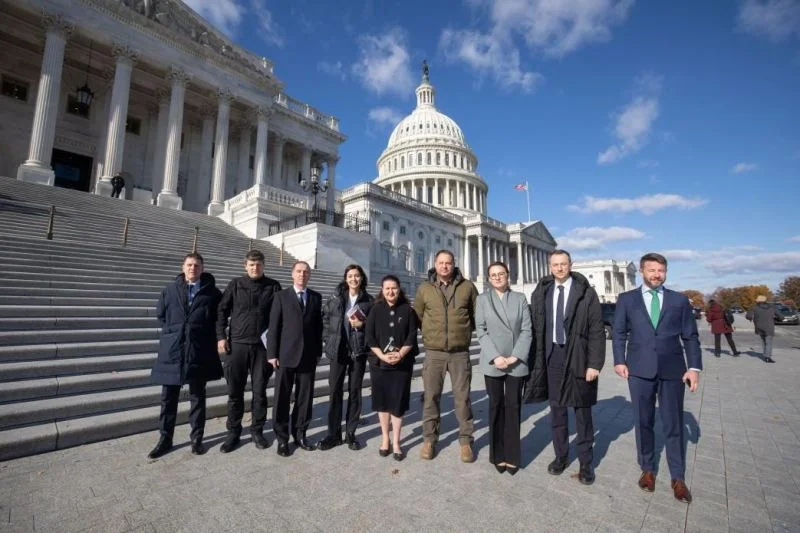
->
[148, 252, 223, 459]
[524, 250, 605, 484]
[267, 261, 323, 457]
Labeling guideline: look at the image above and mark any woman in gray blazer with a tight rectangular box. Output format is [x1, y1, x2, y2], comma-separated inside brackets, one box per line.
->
[476, 261, 532, 475]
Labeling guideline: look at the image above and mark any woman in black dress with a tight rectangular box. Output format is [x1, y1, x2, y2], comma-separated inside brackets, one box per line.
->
[365, 275, 418, 461]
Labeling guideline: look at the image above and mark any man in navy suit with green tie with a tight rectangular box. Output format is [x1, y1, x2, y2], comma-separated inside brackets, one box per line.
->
[612, 253, 701, 503]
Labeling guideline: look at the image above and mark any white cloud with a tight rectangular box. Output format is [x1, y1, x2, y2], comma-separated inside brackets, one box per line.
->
[250, 0, 283, 47]
[556, 226, 645, 250]
[439, 29, 544, 92]
[788, 235, 800, 242]
[439, 0, 632, 92]
[568, 193, 708, 215]
[737, 0, 800, 42]
[367, 107, 403, 128]
[731, 162, 758, 173]
[707, 251, 800, 275]
[352, 29, 414, 97]
[317, 61, 347, 80]
[597, 74, 661, 164]
[184, 0, 245, 36]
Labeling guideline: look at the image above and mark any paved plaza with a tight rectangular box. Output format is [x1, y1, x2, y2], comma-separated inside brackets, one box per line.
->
[1, 320, 799, 533]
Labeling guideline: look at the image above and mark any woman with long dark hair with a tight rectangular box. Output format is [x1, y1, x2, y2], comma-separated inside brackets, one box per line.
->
[365, 275, 418, 461]
[318, 264, 374, 451]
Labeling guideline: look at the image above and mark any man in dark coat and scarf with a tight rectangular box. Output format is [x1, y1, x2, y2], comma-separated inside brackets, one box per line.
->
[148, 252, 223, 459]
[524, 249, 605, 485]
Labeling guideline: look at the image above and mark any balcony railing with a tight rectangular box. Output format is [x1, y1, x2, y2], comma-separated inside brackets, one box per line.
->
[267, 208, 371, 236]
[274, 93, 340, 131]
[340, 183, 463, 224]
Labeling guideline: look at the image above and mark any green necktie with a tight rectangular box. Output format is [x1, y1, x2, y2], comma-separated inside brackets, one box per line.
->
[649, 289, 660, 328]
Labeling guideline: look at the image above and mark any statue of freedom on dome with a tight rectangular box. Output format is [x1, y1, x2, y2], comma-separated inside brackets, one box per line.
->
[422, 60, 430, 82]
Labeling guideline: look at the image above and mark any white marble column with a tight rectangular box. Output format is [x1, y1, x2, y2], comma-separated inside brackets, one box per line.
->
[253, 105, 270, 186]
[194, 106, 214, 208]
[433, 179, 440, 206]
[236, 120, 251, 193]
[149, 89, 169, 199]
[477, 235, 485, 283]
[462, 236, 471, 281]
[157, 67, 190, 210]
[326, 156, 337, 210]
[17, 13, 73, 185]
[445, 180, 451, 207]
[525, 246, 532, 283]
[517, 242, 525, 284]
[301, 144, 312, 193]
[96, 43, 138, 196]
[208, 89, 233, 216]
[271, 134, 285, 186]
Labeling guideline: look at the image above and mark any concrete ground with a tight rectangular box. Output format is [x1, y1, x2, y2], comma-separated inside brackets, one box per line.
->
[1, 319, 799, 533]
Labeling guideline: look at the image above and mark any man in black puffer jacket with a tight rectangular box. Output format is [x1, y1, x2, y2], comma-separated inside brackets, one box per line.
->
[148, 252, 223, 459]
[216, 249, 282, 453]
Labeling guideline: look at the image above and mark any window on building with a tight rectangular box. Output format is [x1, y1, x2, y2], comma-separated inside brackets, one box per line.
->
[125, 116, 141, 135]
[445, 153, 449, 166]
[416, 250, 426, 273]
[417, 153, 422, 165]
[436, 153, 441, 165]
[382, 221, 390, 231]
[249, 155, 255, 170]
[401, 156, 405, 169]
[1, 75, 29, 102]
[65, 95, 89, 118]
[399, 225, 406, 235]
[435, 235, 441, 244]
[398, 246, 410, 271]
[417, 231, 424, 240]
[426, 152, 431, 165]
[381, 242, 392, 268]
[447, 238, 453, 247]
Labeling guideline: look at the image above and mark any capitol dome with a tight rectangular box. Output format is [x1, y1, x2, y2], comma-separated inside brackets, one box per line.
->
[374, 64, 487, 216]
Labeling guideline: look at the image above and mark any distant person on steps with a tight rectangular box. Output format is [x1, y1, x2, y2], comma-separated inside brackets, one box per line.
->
[110, 174, 125, 198]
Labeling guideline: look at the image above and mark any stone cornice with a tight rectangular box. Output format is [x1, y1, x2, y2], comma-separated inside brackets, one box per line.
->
[79, 0, 283, 93]
[42, 10, 74, 39]
[111, 41, 138, 65]
[272, 104, 347, 144]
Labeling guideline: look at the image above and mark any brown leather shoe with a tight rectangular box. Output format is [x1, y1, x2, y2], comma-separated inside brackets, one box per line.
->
[638, 471, 656, 492]
[671, 479, 692, 503]
[460, 443, 475, 463]
[419, 441, 435, 460]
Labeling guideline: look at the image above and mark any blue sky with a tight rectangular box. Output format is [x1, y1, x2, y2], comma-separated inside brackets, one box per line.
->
[187, 0, 799, 293]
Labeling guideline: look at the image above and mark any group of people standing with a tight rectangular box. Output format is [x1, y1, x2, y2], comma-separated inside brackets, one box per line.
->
[146, 247, 703, 504]
[706, 297, 777, 363]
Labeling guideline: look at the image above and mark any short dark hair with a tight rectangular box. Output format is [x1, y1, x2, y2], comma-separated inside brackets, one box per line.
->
[245, 250, 265, 263]
[292, 260, 311, 271]
[486, 261, 509, 276]
[639, 252, 668, 269]
[550, 249, 572, 263]
[376, 274, 409, 306]
[183, 252, 204, 264]
[435, 249, 455, 262]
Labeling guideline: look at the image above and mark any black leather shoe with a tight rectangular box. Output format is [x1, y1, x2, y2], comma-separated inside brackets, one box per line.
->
[317, 435, 343, 451]
[219, 433, 240, 454]
[731, 352, 741, 357]
[251, 432, 270, 450]
[276, 442, 292, 457]
[293, 435, 316, 451]
[765, 357, 775, 363]
[506, 465, 519, 476]
[393, 450, 405, 461]
[379, 445, 391, 457]
[578, 463, 595, 485]
[494, 464, 507, 474]
[147, 436, 173, 459]
[190, 439, 205, 455]
[345, 433, 362, 451]
[548, 456, 569, 475]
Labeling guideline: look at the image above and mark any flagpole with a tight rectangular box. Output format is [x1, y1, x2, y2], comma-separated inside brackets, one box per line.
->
[526, 180, 531, 222]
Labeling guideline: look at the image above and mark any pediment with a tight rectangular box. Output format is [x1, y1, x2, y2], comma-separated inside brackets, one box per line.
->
[522, 220, 557, 246]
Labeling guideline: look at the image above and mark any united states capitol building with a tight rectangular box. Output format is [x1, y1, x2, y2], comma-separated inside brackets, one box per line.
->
[2, 0, 633, 297]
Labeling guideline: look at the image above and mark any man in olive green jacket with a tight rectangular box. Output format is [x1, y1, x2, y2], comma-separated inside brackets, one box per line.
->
[414, 250, 479, 462]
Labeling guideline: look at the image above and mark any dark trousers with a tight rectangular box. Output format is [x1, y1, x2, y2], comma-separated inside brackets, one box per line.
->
[629, 375, 686, 480]
[327, 355, 367, 437]
[713, 333, 737, 355]
[548, 343, 594, 465]
[422, 350, 473, 445]
[110, 185, 122, 198]
[484, 374, 523, 466]
[158, 379, 206, 442]
[273, 364, 316, 444]
[224, 342, 272, 435]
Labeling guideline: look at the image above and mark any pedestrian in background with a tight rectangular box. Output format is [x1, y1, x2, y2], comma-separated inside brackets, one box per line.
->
[746, 295, 775, 363]
[705, 299, 740, 358]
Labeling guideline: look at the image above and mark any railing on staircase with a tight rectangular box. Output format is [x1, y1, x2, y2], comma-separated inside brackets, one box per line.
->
[267, 208, 371, 236]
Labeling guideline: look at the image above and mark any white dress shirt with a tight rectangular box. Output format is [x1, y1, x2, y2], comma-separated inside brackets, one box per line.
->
[551, 276, 573, 342]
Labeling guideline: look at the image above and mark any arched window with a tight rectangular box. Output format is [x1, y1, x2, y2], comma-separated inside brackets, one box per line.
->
[416, 249, 426, 273]
[381, 242, 392, 268]
[417, 153, 422, 165]
[398, 246, 410, 271]
[436, 152, 441, 165]
[445, 153, 450, 166]
[400, 156, 405, 169]
[426, 152, 432, 165]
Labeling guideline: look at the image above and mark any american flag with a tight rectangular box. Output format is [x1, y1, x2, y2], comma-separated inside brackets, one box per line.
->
[513, 182, 528, 191]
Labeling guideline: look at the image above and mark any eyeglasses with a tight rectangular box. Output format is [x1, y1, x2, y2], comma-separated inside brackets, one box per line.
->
[488, 272, 508, 279]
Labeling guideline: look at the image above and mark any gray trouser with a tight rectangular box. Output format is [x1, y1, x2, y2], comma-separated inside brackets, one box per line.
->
[760, 334, 773, 358]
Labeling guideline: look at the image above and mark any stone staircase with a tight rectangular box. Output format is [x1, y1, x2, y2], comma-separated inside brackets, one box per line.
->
[0, 177, 479, 461]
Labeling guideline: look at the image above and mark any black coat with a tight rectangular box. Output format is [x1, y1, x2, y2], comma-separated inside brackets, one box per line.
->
[322, 287, 374, 362]
[524, 272, 606, 407]
[152, 272, 224, 386]
[216, 275, 282, 344]
[267, 287, 323, 369]
[365, 301, 419, 371]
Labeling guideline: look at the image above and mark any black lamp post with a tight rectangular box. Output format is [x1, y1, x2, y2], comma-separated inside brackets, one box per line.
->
[299, 165, 328, 220]
[75, 40, 95, 116]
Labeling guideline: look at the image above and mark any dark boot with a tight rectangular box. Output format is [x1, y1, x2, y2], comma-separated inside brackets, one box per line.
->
[190, 438, 205, 455]
[345, 433, 362, 451]
[317, 434, 343, 451]
[148, 436, 173, 459]
[220, 432, 240, 453]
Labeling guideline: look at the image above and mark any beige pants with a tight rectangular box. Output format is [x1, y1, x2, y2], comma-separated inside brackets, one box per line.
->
[422, 349, 474, 445]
